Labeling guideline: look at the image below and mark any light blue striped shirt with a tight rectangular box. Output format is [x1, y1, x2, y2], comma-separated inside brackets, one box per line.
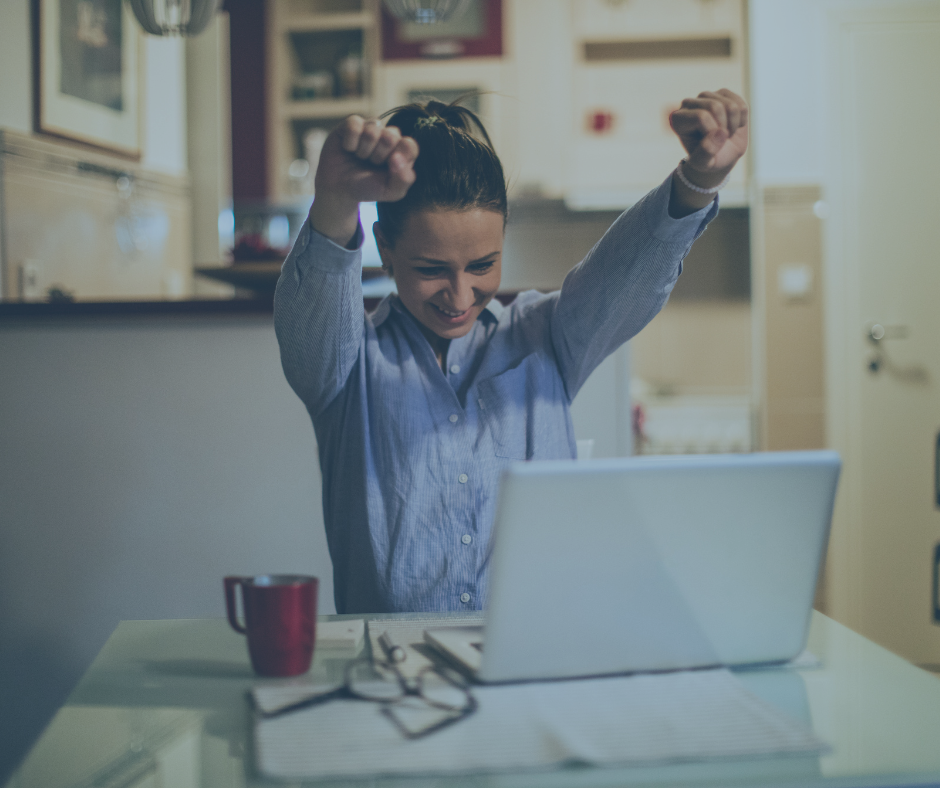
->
[274, 174, 717, 614]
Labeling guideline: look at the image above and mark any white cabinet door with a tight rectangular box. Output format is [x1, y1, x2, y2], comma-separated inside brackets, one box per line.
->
[566, 0, 747, 208]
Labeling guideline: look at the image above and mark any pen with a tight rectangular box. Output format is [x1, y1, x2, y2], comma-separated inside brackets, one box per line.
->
[378, 631, 407, 663]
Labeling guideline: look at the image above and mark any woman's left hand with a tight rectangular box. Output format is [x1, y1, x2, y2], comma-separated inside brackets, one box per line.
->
[666, 89, 748, 216]
[669, 89, 749, 177]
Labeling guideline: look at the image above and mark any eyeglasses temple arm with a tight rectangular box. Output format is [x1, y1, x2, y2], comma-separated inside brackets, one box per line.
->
[256, 685, 347, 719]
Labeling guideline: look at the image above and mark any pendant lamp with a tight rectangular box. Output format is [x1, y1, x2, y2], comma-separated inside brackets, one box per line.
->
[127, 0, 220, 36]
[382, 0, 471, 24]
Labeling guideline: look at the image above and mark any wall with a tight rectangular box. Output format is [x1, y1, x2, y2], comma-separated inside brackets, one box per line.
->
[0, 316, 333, 782]
[747, 0, 833, 609]
[760, 186, 825, 451]
[749, 0, 928, 182]
[509, 0, 572, 198]
[748, 0, 830, 456]
[748, 0, 917, 182]
[142, 36, 189, 175]
[632, 302, 751, 397]
[748, 0, 828, 185]
[501, 202, 622, 291]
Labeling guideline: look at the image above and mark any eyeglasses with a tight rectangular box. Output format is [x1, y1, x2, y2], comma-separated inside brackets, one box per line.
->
[257, 653, 478, 739]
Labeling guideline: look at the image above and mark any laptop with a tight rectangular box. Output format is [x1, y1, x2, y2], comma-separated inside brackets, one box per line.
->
[424, 450, 840, 683]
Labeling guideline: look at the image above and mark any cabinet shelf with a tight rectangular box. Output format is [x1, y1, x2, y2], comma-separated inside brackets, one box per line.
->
[280, 11, 373, 32]
[282, 98, 371, 119]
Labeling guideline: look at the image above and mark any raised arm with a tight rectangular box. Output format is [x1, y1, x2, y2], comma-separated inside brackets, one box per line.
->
[274, 117, 418, 417]
[550, 89, 749, 399]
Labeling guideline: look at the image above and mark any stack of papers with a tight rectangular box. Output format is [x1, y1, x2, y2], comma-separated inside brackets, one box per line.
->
[315, 619, 365, 651]
[253, 666, 827, 780]
[366, 615, 484, 678]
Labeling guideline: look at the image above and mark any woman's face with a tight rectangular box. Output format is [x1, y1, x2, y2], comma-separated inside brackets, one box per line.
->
[375, 208, 504, 343]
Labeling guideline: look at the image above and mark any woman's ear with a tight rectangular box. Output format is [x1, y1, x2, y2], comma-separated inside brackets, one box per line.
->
[373, 221, 393, 276]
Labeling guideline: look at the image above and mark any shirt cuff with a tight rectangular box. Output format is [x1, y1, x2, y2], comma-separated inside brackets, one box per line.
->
[642, 171, 720, 247]
[288, 218, 365, 275]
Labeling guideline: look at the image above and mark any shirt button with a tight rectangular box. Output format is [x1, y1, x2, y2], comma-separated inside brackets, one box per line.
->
[450, 364, 460, 374]
[461, 534, 472, 545]
[449, 414, 459, 423]
[460, 592, 471, 604]
[458, 473, 469, 484]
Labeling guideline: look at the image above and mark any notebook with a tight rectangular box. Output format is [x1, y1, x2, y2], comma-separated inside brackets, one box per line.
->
[425, 450, 840, 683]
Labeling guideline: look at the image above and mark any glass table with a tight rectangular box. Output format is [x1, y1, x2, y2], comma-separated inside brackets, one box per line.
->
[6, 611, 940, 787]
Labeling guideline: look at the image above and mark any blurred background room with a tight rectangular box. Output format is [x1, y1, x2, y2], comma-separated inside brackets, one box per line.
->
[1, 0, 938, 781]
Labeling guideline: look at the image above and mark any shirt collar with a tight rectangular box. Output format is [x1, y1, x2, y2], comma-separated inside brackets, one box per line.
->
[370, 294, 395, 327]
[371, 294, 504, 328]
[483, 297, 504, 320]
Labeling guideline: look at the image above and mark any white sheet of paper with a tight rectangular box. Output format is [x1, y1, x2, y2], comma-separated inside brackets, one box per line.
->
[253, 667, 827, 780]
[315, 619, 365, 651]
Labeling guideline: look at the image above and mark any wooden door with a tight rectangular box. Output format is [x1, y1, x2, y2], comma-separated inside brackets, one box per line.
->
[826, 4, 940, 665]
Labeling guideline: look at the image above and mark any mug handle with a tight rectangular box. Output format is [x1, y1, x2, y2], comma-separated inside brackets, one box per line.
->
[224, 576, 248, 634]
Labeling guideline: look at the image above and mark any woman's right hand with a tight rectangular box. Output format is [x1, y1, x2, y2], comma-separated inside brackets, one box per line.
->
[309, 116, 419, 248]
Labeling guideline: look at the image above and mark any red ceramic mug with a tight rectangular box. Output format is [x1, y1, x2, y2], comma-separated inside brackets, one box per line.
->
[224, 574, 318, 677]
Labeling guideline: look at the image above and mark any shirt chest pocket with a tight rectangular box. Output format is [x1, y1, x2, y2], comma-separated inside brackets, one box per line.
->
[477, 354, 573, 461]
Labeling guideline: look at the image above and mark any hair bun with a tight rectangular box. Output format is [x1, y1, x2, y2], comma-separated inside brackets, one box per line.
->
[414, 115, 444, 130]
[382, 95, 493, 150]
[425, 99, 450, 115]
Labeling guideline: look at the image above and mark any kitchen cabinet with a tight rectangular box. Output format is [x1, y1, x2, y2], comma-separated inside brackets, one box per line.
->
[266, 0, 379, 202]
[262, 0, 747, 206]
[566, 0, 748, 208]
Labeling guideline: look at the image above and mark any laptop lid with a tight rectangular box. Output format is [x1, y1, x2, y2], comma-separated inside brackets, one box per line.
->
[478, 451, 840, 683]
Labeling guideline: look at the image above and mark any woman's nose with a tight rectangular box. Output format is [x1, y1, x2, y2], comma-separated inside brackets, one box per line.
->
[446, 275, 475, 311]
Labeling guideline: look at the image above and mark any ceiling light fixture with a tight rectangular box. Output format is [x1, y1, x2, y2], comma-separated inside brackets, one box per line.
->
[127, 0, 220, 37]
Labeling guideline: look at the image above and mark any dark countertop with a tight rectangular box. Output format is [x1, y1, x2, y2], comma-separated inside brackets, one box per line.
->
[0, 293, 520, 321]
[0, 297, 279, 320]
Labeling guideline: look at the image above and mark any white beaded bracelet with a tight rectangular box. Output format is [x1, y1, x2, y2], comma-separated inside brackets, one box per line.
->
[675, 159, 730, 195]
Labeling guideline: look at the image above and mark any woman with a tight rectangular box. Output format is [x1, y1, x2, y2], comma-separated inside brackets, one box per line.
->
[275, 90, 748, 614]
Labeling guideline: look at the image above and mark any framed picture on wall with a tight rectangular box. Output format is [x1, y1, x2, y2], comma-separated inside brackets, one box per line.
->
[381, 0, 502, 60]
[34, 0, 142, 157]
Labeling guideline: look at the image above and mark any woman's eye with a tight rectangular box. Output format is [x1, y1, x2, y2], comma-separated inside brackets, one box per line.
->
[470, 262, 494, 274]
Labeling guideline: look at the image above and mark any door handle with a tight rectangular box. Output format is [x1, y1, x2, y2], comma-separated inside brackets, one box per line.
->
[935, 430, 940, 508]
[867, 323, 910, 344]
[865, 323, 920, 377]
[934, 542, 940, 625]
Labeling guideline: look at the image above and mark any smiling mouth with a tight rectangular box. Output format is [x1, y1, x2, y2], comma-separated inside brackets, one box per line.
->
[431, 303, 471, 322]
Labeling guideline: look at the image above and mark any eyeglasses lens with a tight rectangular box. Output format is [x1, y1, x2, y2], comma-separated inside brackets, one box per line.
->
[418, 667, 472, 711]
[347, 660, 404, 701]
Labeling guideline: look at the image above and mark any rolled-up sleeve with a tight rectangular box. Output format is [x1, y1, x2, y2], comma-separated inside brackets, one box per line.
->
[550, 173, 718, 399]
[274, 220, 366, 418]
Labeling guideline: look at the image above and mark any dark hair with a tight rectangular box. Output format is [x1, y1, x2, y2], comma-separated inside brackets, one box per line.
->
[376, 98, 507, 246]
